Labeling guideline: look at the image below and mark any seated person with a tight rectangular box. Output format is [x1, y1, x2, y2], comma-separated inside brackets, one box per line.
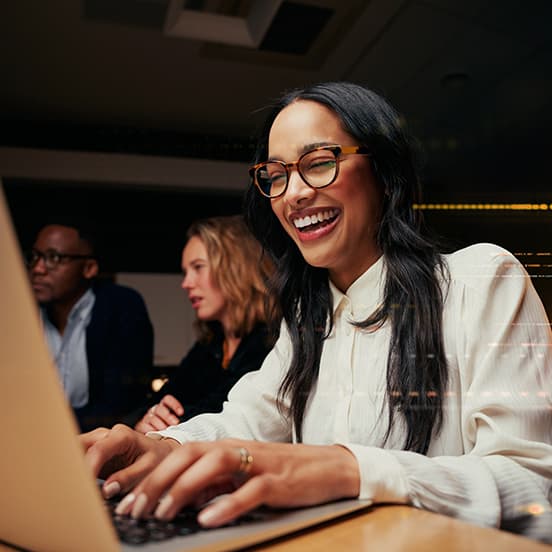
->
[27, 220, 154, 432]
[129, 215, 279, 433]
[83, 83, 551, 542]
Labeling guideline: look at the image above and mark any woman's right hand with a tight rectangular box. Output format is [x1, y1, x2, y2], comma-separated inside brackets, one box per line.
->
[110, 439, 361, 528]
[80, 424, 180, 498]
[135, 394, 184, 433]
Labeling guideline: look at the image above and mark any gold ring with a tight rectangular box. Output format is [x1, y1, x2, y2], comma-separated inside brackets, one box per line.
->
[237, 447, 253, 475]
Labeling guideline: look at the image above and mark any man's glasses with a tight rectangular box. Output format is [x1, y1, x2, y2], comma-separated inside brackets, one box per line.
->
[249, 144, 370, 199]
[26, 249, 94, 270]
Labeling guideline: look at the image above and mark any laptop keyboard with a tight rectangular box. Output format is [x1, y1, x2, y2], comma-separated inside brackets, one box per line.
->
[104, 494, 268, 546]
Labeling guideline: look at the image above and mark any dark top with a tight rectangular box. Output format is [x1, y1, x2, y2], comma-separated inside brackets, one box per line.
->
[124, 323, 272, 426]
[73, 282, 154, 432]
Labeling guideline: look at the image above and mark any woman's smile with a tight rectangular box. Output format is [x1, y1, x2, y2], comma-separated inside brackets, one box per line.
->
[289, 207, 341, 242]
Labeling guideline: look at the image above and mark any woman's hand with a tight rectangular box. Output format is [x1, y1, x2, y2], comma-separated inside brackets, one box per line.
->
[112, 439, 361, 528]
[134, 394, 184, 433]
[80, 424, 180, 498]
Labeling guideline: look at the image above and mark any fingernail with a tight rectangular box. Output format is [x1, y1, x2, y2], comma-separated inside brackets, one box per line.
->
[154, 494, 174, 520]
[198, 504, 223, 528]
[131, 493, 148, 518]
[115, 492, 135, 515]
[103, 481, 121, 499]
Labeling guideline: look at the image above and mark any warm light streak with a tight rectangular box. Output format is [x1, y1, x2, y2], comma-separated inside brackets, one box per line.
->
[413, 203, 551, 211]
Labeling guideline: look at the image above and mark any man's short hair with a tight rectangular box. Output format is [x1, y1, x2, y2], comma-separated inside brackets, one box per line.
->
[37, 217, 100, 260]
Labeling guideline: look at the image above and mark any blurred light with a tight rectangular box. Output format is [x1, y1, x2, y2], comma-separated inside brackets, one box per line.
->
[525, 503, 546, 516]
[151, 377, 168, 392]
[413, 203, 551, 211]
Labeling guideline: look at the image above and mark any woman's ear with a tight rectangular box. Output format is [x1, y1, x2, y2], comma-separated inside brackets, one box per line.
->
[83, 258, 99, 280]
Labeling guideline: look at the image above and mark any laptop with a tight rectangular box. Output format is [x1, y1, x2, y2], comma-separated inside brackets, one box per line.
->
[0, 182, 372, 552]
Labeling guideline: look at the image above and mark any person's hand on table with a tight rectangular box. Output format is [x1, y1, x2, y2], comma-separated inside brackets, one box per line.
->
[134, 394, 184, 433]
[110, 439, 361, 528]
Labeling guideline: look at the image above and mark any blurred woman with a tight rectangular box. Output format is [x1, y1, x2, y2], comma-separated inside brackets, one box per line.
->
[131, 215, 278, 433]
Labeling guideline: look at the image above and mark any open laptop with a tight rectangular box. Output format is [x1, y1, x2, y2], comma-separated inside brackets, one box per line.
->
[0, 182, 372, 552]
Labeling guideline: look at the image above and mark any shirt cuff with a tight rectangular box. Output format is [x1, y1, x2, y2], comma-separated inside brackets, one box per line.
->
[146, 428, 186, 444]
[342, 444, 410, 503]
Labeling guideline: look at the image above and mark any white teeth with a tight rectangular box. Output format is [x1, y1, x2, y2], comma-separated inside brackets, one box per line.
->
[293, 209, 338, 229]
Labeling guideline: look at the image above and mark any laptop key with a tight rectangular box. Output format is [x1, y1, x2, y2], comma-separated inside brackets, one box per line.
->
[145, 518, 177, 541]
[119, 523, 149, 545]
[103, 487, 272, 546]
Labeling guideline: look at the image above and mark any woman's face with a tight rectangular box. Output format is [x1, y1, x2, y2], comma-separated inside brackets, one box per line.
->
[268, 100, 384, 292]
[181, 236, 227, 323]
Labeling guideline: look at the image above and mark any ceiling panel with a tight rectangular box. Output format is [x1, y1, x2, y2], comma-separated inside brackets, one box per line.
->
[346, 1, 469, 97]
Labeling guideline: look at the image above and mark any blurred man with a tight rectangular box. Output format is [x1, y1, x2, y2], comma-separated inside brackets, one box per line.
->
[27, 222, 154, 432]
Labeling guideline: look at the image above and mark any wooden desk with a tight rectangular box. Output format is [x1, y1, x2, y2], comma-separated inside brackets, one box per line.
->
[0, 506, 548, 551]
[257, 505, 550, 551]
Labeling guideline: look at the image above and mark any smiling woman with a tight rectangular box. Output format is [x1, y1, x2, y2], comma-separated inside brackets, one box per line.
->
[81, 82, 552, 543]
[265, 101, 384, 292]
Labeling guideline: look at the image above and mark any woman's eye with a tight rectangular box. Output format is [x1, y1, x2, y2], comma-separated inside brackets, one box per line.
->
[306, 158, 335, 172]
[267, 169, 286, 182]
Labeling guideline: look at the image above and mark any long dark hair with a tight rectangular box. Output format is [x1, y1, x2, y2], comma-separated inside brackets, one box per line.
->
[244, 82, 449, 454]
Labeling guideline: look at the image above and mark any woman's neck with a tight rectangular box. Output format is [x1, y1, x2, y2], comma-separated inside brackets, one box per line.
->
[329, 249, 382, 292]
[222, 333, 241, 369]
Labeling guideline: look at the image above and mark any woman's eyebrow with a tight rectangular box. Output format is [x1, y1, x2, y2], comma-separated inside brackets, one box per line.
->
[267, 141, 333, 162]
[301, 141, 332, 152]
[187, 257, 208, 265]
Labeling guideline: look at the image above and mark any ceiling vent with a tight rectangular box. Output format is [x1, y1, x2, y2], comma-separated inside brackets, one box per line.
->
[164, 0, 284, 47]
[259, 2, 334, 55]
[164, 1, 333, 53]
[83, 0, 350, 63]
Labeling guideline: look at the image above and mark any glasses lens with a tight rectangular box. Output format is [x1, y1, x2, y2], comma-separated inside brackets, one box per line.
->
[25, 250, 40, 268]
[256, 162, 287, 198]
[299, 148, 337, 188]
[44, 251, 62, 269]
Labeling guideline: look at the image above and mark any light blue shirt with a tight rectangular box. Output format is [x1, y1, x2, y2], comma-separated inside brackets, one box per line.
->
[41, 288, 96, 408]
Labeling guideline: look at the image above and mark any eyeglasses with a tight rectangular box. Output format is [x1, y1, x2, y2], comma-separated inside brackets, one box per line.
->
[26, 249, 94, 270]
[249, 144, 370, 199]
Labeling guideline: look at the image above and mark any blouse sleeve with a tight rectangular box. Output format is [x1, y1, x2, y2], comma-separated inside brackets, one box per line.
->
[151, 322, 292, 444]
[344, 245, 552, 542]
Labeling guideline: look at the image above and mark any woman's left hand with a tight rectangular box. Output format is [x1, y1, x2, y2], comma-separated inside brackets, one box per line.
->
[114, 439, 361, 528]
[134, 394, 184, 434]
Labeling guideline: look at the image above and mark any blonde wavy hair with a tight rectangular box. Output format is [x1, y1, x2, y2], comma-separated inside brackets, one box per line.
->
[186, 215, 277, 342]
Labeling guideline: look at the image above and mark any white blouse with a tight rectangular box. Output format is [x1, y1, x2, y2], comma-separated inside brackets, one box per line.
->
[156, 244, 552, 541]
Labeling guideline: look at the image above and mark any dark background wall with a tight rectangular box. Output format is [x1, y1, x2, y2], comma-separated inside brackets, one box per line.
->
[1, 0, 551, 317]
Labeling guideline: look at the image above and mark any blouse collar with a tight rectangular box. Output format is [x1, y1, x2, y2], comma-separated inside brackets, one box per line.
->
[329, 255, 386, 320]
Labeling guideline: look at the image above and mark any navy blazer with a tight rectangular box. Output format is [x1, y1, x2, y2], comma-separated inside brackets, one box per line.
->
[74, 282, 154, 432]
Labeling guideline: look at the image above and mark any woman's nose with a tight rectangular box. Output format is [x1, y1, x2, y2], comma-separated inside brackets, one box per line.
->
[283, 169, 316, 206]
[181, 274, 192, 289]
